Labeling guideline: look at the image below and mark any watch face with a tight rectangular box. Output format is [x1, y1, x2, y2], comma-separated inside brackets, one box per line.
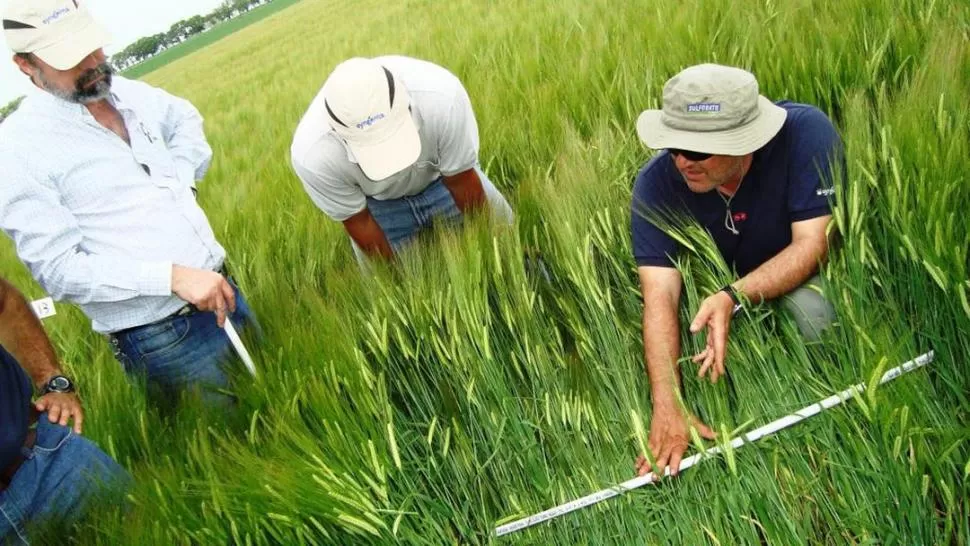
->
[48, 376, 73, 392]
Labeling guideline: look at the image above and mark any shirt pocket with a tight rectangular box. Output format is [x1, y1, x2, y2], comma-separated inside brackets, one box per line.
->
[129, 118, 179, 188]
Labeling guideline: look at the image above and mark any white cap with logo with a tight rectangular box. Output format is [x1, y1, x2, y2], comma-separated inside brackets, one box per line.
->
[637, 64, 788, 156]
[2, 0, 110, 71]
[322, 57, 421, 181]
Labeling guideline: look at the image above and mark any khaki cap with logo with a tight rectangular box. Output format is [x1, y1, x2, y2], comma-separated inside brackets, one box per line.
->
[637, 64, 787, 156]
[322, 57, 421, 181]
[2, 0, 110, 71]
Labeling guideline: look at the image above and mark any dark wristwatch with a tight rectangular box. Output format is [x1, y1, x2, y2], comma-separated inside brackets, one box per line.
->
[42, 375, 75, 395]
[720, 285, 743, 316]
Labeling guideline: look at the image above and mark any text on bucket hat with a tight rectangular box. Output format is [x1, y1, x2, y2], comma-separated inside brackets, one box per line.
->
[2, 0, 110, 71]
[322, 57, 421, 181]
[636, 64, 787, 156]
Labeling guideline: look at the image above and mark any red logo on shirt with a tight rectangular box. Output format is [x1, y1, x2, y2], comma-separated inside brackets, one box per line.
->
[733, 212, 748, 223]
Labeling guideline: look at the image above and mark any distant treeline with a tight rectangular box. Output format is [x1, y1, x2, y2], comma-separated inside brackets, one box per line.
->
[0, 0, 276, 123]
[112, 0, 275, 70]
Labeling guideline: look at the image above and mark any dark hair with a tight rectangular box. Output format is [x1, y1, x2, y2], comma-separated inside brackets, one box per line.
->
[14, 52, 33, 64]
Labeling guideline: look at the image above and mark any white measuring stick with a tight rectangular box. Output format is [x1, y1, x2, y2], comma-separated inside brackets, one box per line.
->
[494, 350, 935, 537]
[224, 319, 257, 377]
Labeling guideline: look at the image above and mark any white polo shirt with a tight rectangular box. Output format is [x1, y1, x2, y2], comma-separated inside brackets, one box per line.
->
[290, 55, 480, 221]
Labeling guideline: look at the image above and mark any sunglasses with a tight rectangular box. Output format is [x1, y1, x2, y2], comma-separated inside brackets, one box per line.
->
[668, 149, 713, 162]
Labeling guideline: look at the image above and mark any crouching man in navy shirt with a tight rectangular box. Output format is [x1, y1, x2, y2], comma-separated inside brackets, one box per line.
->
[629, 65, 845, 478]
[0, 277, 127, 544]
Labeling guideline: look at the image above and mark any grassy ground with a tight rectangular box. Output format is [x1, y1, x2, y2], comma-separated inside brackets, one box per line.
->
[121, 0, 302, 79]
[1, 0, 968, 543]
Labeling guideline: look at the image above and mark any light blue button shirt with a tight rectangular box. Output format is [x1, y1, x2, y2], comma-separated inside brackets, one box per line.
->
[0, 76, 225, 333]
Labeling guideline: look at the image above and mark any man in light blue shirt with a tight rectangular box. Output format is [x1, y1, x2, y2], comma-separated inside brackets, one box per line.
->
[0, 0, 260, 406]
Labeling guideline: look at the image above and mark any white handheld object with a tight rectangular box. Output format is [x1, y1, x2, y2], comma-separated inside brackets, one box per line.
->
[224, 319, 257, 377]
[494, 351, 935, 537]
[31, 297, 56, 320]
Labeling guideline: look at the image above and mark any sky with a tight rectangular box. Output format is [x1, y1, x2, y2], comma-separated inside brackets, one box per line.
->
[0, 0, 226, 104]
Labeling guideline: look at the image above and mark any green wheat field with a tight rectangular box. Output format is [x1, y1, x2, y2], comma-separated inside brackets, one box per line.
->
[1, 0, 968, 543]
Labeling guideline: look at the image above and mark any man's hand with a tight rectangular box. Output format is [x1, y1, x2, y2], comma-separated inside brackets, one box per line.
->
[635, 406, 715, 477]
[689, 290, 736, 383]
[35, 392, 84, 434]
[171, 265, 235, 327]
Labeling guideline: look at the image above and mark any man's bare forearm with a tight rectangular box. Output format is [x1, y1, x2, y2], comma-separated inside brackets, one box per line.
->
[0, 278, 62, 388]
[442, 169, 487, 213]
[343, 208, 394, 259]
[643, 291, 683, 408]
[735, 229, 830, 304]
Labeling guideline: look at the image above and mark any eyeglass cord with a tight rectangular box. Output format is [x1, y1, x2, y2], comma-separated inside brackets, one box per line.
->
[718, 177, 745, 236]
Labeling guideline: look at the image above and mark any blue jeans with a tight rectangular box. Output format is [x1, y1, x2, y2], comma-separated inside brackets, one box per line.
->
[351, 166, 514, 265]
[109, 279, 261, 407]
[0, 415, 129, 545]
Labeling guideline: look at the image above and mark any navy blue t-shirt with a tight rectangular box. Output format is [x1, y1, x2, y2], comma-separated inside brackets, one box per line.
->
[631, 102, 844, 276]
[0, 346, 31, 472]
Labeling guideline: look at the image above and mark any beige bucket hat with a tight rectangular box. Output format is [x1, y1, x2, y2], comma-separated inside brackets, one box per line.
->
[637, 64, 787, 155]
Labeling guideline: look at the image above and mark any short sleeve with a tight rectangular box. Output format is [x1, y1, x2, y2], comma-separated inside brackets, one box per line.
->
[436, 85, 480, 176]
[291, 141, 366, 221]
[787, 107, 845, 222]
[631, 166, 681, 268]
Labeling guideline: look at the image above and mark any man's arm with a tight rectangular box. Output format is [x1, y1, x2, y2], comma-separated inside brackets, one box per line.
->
[0, 278, 83, 433]
[640, 266, 684, 408]
[437, 82, 484, 213]
[734, 215, 832, 302]
[146, 81, 214, 191]
[689, 215, 833, 380]
[441, 168, 487, 213]
[0, 155, 172, 305]
[0, 150, 233, 325]
[635, 266, 715, 478]
[343, 208, 394, 259]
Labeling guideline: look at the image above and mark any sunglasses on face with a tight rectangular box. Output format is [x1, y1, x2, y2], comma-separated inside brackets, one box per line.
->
[668, 149, 713, 162]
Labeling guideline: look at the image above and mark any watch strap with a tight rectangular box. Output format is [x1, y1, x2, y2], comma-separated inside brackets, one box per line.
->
[720, 285, 743, 315]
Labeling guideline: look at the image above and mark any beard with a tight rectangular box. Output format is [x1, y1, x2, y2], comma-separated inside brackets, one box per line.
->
[39, 62, 115, 104]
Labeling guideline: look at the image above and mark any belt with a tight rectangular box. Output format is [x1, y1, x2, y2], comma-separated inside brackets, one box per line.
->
[109, 263, 230, 339]
[0, 410, 38, 492]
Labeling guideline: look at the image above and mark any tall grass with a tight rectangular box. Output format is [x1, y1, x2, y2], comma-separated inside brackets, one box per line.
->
[0, 0, 967, 543]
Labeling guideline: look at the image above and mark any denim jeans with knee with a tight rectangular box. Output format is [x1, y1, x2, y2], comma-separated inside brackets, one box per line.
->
[109, 279, 261, 407]
[0, 415, 129, 545]
[351, 166, 514, 265]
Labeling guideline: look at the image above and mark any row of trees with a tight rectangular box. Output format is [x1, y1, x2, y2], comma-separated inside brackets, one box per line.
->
[112, 0, 273, 69]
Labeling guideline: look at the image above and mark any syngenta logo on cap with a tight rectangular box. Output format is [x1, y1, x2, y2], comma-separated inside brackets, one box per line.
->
[355, 113, 386, 130]
[42, 7, 71, 25]
[687, 103, 721, 113]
